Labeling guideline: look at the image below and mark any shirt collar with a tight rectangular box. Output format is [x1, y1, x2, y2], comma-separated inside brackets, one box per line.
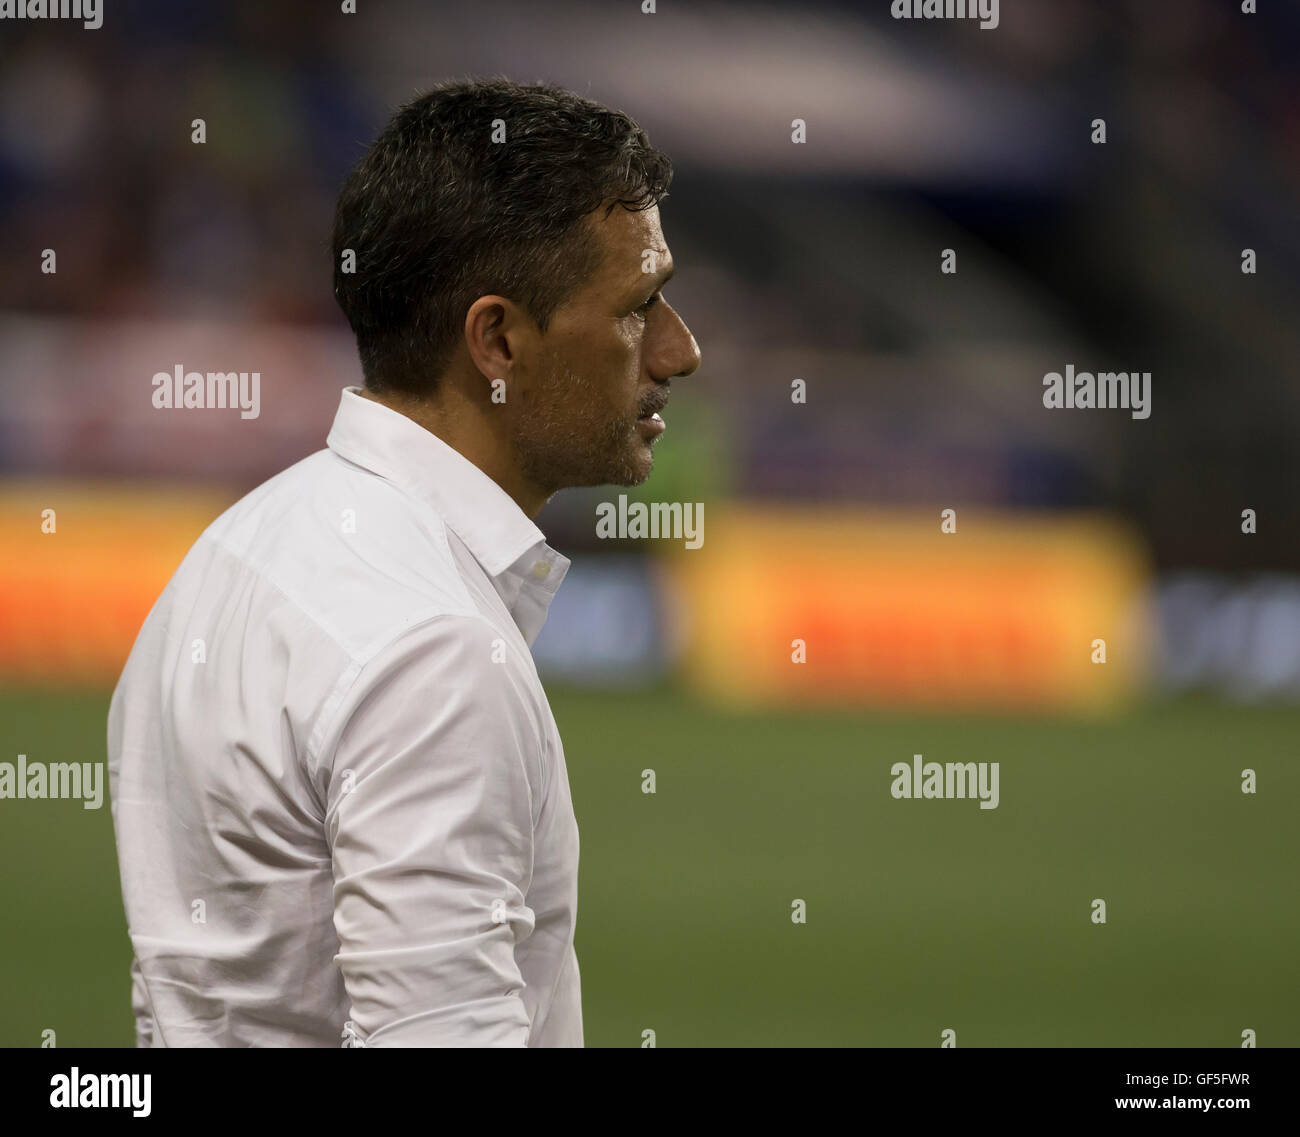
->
[325, 386, 569, 645]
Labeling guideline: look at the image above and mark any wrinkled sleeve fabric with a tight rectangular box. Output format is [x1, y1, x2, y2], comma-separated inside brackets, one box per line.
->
[130, 955, 156, 1048]
[322, 614, 542, 1047]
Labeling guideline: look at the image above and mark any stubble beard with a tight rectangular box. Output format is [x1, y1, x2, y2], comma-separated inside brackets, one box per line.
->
[514, 358, 654, 493]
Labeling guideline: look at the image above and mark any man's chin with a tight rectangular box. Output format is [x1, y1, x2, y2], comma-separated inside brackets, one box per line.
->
[579, 432, 657, 489]
[574, 453, 653, 491]
[617, 466, 652, 488]
[617, 439, 656, 486]
[581, 460, 651, 490]
[525, 429, 656, 493]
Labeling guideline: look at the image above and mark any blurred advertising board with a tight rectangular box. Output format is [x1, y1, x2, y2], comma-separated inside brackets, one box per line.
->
[0, 482, 232, 685]
[668, 506, 1154, 713]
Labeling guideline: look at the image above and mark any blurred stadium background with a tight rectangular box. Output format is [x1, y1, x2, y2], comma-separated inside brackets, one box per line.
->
[2, 0, 1298, 1046]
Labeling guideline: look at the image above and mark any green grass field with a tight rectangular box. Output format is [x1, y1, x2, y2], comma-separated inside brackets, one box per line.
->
[2, 686, 1296, 1047]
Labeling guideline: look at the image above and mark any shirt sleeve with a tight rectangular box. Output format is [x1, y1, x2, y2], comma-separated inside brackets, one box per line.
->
[322, 614, 543, 1047]
[130, 955, 156, 1048]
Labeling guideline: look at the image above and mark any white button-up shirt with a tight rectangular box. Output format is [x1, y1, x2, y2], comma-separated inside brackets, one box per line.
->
[107, 386, 582, 1047]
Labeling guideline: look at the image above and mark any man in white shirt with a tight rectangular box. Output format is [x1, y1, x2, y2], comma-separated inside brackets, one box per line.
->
[106, 79, 701, 1047]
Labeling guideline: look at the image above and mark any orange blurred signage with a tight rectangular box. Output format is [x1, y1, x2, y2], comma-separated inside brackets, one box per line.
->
[669, 506, 1153, 712]
[0, 483, 231, 684]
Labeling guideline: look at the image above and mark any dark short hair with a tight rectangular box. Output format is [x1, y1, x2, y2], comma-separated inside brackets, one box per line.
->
[332, 78, 673, 394]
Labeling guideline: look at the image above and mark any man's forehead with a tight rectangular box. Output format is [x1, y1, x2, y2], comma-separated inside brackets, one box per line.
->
[590, 203, 668, 272]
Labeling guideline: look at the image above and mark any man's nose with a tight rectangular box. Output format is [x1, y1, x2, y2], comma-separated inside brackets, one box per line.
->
[655, 301, 701, 381]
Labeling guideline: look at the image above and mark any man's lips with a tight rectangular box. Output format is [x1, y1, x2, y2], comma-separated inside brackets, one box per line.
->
[636, 400, 667, 437]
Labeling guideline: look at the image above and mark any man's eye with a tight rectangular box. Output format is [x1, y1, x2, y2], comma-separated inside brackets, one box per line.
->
[633, 293, 661, 318]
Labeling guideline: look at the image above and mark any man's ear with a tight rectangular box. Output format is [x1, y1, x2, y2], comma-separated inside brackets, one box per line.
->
[463, 295, 513, 392]
[467, 292, 548, 400]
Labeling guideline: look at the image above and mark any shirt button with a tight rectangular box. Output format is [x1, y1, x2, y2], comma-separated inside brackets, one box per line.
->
[531, 560, 551, 580]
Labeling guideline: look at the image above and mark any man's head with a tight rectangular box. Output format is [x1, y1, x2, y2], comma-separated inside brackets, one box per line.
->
[332, 79, 701, 511]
